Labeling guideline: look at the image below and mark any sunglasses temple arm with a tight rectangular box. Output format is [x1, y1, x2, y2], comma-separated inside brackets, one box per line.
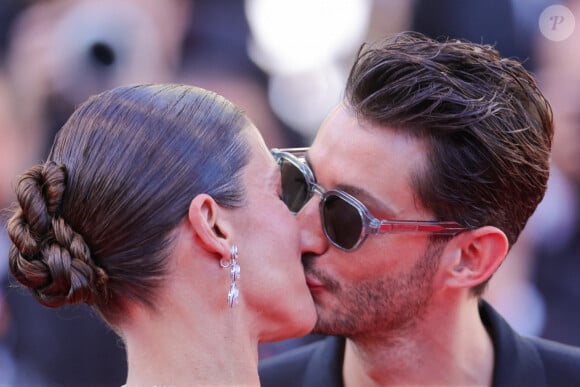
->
[378, 221, 466, 235]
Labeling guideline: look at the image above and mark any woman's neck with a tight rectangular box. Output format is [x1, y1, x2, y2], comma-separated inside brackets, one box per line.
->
[123, 304, 261, 387]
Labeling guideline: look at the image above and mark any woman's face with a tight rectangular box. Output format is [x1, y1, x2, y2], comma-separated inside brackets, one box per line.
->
[231, 125, 316, 342]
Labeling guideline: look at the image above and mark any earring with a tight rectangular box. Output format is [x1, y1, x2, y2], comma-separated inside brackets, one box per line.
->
[220, 245, 240, 308]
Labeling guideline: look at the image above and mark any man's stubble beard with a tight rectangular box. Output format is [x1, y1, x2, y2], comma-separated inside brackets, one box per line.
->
[309, 239, 444, 339]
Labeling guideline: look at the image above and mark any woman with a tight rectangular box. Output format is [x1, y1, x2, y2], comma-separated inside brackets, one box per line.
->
[6, 84, 316, 386]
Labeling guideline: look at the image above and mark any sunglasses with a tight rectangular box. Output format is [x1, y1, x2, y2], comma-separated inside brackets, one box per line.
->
[272, 148, 467, 252]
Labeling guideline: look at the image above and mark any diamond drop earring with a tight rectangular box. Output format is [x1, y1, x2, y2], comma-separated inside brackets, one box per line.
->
[220, 245, 240, 308]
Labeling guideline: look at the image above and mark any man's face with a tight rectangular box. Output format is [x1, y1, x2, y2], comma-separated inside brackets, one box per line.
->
[299, 104, 444, 338]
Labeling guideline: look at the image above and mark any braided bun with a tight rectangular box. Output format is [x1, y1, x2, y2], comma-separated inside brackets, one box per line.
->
[7, 161, 108, 308]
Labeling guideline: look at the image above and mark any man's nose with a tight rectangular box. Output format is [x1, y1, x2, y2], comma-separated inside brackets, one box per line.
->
[297, 196, 328, 255]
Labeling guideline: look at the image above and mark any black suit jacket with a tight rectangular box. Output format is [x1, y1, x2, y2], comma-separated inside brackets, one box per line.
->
[259, 301, 580, 386]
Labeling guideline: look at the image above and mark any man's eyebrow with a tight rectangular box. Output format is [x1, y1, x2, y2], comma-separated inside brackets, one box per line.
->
[304, 152, 399, 218]
[336, 183, 399, 218]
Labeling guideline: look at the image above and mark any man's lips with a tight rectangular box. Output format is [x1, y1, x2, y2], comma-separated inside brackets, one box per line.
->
[302, 255, 325, 291]
[305, 274, 324, 291]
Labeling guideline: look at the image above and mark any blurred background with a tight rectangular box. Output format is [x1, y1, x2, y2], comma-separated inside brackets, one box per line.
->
[0, 0, 578, 386]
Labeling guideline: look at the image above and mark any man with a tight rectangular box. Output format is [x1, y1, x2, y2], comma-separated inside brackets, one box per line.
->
[262, 31, 580, 386]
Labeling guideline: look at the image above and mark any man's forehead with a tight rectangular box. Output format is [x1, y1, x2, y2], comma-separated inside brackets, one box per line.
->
[308, 106, 429, 217]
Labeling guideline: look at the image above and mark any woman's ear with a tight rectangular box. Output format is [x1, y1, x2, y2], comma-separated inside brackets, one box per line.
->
[443, 226, 509, 289]
[187, 194, 231, 258]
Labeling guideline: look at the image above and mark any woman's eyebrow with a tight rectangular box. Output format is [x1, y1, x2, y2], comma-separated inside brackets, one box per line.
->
[268, 162, 281, 188]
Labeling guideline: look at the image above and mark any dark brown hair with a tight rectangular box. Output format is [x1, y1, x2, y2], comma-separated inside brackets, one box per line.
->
[345, 32, 553, 295]
[7, 84, 251, 324]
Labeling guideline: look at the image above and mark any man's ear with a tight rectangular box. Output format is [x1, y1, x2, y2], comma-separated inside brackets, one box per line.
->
[443, 226, 509, 289]
[187, 194, 231, 258]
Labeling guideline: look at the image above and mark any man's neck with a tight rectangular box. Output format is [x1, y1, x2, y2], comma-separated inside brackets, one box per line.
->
[342, 299, 494, 387]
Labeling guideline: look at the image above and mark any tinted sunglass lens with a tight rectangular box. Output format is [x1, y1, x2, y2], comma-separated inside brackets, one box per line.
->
[322, 194, 363, 250]
[280, 160, 309, 212]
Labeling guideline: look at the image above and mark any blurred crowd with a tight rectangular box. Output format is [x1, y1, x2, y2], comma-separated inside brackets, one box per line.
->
[0, 0, 578, 386]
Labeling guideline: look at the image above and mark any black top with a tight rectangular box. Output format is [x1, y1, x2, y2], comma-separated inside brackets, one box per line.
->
[259, 301, 580, 387]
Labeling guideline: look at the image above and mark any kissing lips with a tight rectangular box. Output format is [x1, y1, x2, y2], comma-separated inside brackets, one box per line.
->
[305, 274, 324, 292]
[302, 255, 325, 292]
